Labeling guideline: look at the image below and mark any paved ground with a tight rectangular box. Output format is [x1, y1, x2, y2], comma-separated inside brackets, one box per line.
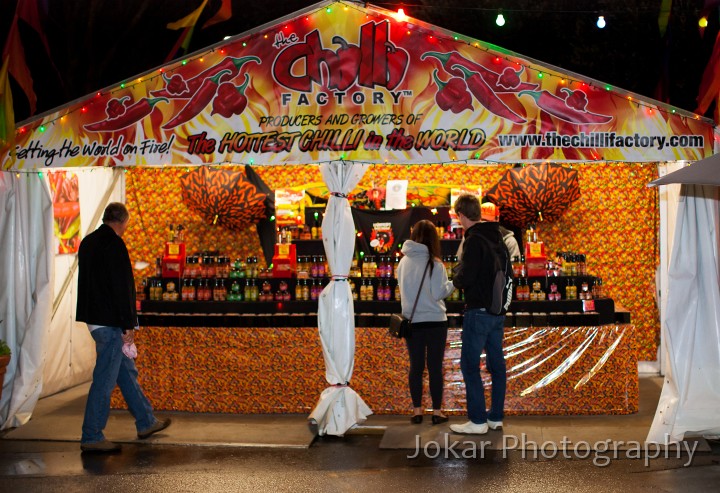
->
[1, 434, 719, 493]
[1, 376, 719, 492]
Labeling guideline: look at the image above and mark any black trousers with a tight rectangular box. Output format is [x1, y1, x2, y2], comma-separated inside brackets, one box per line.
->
[405, 321, 448, 409]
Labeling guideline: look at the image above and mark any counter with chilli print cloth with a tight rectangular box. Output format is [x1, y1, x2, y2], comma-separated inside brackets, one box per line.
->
[110, 324, 638, 415]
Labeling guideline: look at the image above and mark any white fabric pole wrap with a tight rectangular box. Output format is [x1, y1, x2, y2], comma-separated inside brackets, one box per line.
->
[647, 184, 720, 442]
[309, 161, 371, 436]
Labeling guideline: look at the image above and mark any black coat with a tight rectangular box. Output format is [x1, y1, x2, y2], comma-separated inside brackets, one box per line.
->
[76, 224, 138, 331]
[453, 221, 506, 311]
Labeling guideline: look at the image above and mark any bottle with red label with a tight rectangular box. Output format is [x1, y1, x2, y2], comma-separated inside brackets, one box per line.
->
[182, 279, 195, 301]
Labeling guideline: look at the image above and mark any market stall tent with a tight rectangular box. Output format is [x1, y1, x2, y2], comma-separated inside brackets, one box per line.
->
[0, 0, 717, 434]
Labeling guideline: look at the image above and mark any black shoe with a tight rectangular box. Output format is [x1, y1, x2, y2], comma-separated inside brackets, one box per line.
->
[80, 439, 121, 453]
[410, 415, 423, 424]
[431, 415, 449, 425]
[137, 418, 172, 439]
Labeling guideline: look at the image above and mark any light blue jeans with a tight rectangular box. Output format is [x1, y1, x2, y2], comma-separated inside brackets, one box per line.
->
[460, 309, 506, 424]
[81, 326, 156, 443]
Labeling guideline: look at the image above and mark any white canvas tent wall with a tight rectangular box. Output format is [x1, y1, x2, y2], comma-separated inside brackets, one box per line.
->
[647, 152, 720, 442]
[0, 172, 52, 429]
[1, 0, 717, 435]
[0, 168, 125, 428]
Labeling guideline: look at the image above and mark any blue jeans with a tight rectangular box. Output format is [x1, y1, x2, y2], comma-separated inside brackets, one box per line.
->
[460, 309, 506, 424]
[81, 326, 156, 443]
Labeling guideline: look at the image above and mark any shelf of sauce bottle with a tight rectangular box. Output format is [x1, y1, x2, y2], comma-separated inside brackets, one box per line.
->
[140, 251, 605, 305]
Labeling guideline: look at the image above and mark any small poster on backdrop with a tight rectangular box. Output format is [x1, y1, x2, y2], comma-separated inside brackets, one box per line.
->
[49, 171, 81, 254]
[352, 208, 413, 256]
[275, 188, 305, 227]
[450, 186, 482, 229]
[385, 180, 408, 210]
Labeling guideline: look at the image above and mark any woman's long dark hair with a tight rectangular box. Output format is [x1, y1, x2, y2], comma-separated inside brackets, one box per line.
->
[410, 219, 441, 274]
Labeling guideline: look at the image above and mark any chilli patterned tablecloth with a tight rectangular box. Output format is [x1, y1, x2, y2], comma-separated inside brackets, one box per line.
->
[111, 324, 638, 415]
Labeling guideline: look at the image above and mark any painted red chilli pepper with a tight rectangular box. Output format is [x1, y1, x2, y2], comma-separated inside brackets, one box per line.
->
[327, 35, 360, 91]
[432, 70, 473, 113]
[452, 64, 526, 124]
[83, 97, 169, 132]
[53, 201, 80, 218]
[421, 51, 538, 93]
[519, 90, 613, 125]
[560, 88, 589, 111]
[498, 67, 523, 90]
[211, 74, 250, 118]
[151, 55, 260, 99]
[163, 69, 231, 129]
[106, 96, 130, 118]
[162, 72, 190, 96]
[385, 42, 409, 90]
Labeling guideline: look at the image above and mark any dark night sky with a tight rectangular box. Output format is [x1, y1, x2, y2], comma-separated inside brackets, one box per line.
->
[1, 0, 718, 123]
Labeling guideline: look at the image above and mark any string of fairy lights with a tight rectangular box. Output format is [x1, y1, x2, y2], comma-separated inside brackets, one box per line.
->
[8, 159, 662, 181]
[3, 0, 715, 174]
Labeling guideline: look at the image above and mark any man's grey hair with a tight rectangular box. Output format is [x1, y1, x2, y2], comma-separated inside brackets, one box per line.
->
[102, 202, 129, 224]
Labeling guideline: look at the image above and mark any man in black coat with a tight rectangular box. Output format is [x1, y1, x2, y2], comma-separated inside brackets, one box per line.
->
[449, 195, 508, 435]
[77, 202, 170, 452]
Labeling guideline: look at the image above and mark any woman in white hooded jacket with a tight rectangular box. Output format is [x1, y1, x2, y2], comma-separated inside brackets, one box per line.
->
[397, 219, 455, 424]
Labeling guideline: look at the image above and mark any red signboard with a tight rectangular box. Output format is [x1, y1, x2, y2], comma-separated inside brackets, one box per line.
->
[1, 1, 714, 170]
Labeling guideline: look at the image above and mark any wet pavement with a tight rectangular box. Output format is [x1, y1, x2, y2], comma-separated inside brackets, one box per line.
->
[2, 376, 720, 492]
[1, 430, 720, 492]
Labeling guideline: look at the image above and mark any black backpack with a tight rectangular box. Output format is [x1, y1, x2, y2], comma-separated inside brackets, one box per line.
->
[481, 234, 514, 315]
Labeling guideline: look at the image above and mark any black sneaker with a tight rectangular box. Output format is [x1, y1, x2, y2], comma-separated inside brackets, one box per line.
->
[137, 418, 172, 439]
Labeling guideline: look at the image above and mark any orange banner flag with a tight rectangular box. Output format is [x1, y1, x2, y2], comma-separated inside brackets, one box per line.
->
[165, 0, 209, 62]
[167, 0, 209, 30]
[203, 0, 232, 29]
[2, 15, 37, 115]
[696, 30, 720, 117]
[17, 0, 51, 55]
[0, 56, 16, 153]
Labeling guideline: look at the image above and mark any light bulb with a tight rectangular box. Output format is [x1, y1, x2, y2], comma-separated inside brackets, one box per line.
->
[496, 13, 506, 27]
[699, 16, 708, 28]
[596, 15, 606, 29]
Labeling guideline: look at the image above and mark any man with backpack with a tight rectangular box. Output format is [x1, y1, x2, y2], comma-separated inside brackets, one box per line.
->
[449, 194, 512, 435]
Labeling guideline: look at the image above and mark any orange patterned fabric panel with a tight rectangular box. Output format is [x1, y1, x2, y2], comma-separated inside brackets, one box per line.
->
[111, 325, 638, 415]
[125, 162, 658, 360]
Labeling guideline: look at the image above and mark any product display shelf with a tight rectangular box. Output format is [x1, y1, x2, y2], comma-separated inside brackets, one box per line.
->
[515, 275, 601, 298]
[140, 295, 622, 328]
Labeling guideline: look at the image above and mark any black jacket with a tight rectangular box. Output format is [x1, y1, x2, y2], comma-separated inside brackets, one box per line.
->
[76, 224, 138, 331]
[453, 221, 507, 310]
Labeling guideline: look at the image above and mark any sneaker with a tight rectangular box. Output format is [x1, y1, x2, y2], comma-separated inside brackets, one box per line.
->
[80, 439, 121, 453]
[137, 418, 172, 439]
[488, 419, 503, 430]
[449, 420, 489, 435]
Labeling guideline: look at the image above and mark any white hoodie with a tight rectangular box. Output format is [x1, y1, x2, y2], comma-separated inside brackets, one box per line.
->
[397, 240, 455, 323]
